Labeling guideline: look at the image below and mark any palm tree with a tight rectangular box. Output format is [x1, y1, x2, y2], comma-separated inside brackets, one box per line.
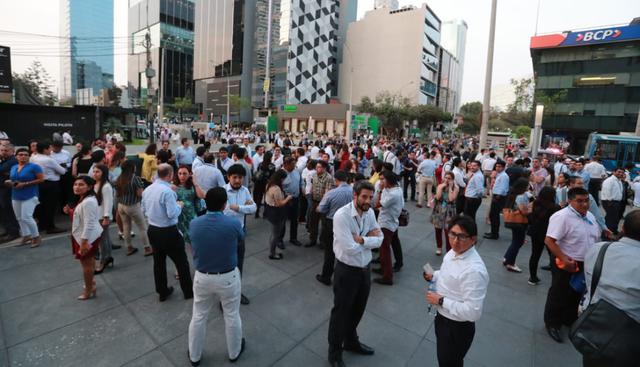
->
[173, 97, 193, 123]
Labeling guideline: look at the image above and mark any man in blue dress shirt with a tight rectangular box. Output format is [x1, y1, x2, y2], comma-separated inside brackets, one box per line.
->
[464, 161, 485, 223]
[188, 187, 246, 366]
[315, 170, 353, 286]
[223, 164, 256, 305]
[141, 164, 193, 302]
[282, 156, 304, 247]
[485, 160, 509, 239]
[175, 138, 195, 167]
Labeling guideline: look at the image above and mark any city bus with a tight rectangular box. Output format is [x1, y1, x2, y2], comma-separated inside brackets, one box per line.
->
[585, 133, 640, 177]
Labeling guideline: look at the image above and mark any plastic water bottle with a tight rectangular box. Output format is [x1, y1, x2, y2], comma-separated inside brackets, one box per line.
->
[427, 281, 437, 316]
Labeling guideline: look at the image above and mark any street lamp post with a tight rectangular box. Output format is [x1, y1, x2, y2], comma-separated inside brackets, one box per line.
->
[343, 40, 354, 142]
[479, 0, 498, 150]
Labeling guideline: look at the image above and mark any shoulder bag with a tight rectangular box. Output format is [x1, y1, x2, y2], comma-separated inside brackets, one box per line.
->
[398, 209, 409, 227]
[569, 242, 640, 364]
[502, 206, 528, 230]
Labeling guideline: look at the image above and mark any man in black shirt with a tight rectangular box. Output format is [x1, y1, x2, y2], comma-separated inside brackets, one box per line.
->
[506, 159, 526, 186]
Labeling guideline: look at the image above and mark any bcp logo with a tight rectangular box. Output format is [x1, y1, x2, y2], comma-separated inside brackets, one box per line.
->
[575, 29, 622, 42]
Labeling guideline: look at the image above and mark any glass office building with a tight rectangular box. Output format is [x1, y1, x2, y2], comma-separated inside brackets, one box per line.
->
[530, 21, 640, 152]
[59, 0, 114, 99]
[128, 0, 194, 106]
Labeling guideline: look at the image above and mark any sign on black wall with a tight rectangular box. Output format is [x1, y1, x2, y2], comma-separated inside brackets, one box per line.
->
[0, 46, 12, 93]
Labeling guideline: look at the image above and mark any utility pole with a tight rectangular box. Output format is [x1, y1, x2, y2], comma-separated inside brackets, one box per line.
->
[635, 107, 640, 136]
[479, 0, 497, 150]
[158, 47, 165, 130]
[263, 0, 274, 111]
[143, 1, 155, 143]
[227, 62, 231, 129]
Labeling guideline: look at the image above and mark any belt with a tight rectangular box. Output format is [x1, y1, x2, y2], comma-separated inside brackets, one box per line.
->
[336, 260, 370, 271]
[198, 267, 235, 275]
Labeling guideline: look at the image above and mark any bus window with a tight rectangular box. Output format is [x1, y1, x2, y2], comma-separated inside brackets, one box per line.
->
[636, 143, 640, 163]
[595, 140, 617, 160]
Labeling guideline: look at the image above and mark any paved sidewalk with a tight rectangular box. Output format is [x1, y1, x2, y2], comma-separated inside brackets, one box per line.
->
[0, 201, 582, 367]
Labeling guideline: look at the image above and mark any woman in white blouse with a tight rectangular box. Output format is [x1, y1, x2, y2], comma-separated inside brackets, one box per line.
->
[92, 165, 114, 274]
[64, 176, 103, 300]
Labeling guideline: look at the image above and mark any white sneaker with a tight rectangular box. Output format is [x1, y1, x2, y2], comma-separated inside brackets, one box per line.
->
[506, 264, 522, 273]
[436, 248, 442, 256]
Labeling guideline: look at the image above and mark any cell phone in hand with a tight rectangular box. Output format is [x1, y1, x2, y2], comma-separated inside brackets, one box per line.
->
[423, 262, 434, 275]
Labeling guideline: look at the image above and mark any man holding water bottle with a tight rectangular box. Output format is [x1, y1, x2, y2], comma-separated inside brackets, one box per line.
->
[423, 215, 489, 367]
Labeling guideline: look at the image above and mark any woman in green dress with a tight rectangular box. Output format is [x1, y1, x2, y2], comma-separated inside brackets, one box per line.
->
[173, 165, 201, 244]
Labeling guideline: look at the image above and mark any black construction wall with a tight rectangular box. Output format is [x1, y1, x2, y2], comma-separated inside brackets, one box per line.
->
[0, 104, 96, 146]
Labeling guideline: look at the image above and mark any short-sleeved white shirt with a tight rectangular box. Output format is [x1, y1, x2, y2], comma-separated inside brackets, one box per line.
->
[546, 206, 600, 261]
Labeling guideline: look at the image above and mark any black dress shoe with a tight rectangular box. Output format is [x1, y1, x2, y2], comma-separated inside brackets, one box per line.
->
[315, 274, 331, 286]
[393, 264, 402, 272]
[344, 342, 375, 355]
[188, 350, 200, 366]
[111, 244, 122, 250]
[184, 292, 194, 300]
[541, 265, 552, 271]
[290, 239, 303, 246]
[373, 277, 393, 286]
[483, 234, 499, 240]
[241, 294, 250, 305]
[372, 267, 383, 275]
[229, 338, 245, 363]
[159, 286, 174, 302]
[329, 359, 346, 367]
[546, 326, 563, 343]
[304, 242, 316, 248]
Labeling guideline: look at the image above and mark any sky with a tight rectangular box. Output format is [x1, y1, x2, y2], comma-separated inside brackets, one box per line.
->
[1, 0, 639, 105]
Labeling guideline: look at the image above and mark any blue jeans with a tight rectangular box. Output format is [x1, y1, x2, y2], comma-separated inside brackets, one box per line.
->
[503, 227, 526, 266]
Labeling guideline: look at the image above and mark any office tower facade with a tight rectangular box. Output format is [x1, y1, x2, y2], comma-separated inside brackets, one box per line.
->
[59, 0, 114, 99]
[338, 5, 442, 107]
[193, 0, 255, 123]
[127, 0, 195, 107]
[437, 48, 462, 114]
[440, 19, 467, 112]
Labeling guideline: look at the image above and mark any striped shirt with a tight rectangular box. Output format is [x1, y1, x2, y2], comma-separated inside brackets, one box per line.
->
[116, 175, 144, 206]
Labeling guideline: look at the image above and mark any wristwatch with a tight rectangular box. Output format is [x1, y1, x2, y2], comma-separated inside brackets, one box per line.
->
[438, 296, 445, 306]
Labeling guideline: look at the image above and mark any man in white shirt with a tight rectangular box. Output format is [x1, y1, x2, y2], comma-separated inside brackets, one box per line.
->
[328, 180, 383, 367]
[632, 176, 640, 208]
[451, 157, 467, 216]
[423, 215, 489, 367]
[600, 168, 625, 235]
[310, 142, 321, 160]
[30, 142, 67, 234]
[194, 154, 226, 195]
[383, 146, 401, 176]
[481, 152, 497, 195]
[583, 156, 607, 204]
[294, 147, 308, 172]
[543, 187, 601, 343]
[251, 145, 265, 173]
[463, 161, 484, 223]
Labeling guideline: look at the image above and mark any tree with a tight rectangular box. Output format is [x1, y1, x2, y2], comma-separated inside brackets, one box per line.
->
[173, 96, 193, 123]
[534, 89, 568, 114]
[12, 61, 57, 106]
[457, 101, 483, 134]
[102, 116, 123, 135]
[413, 104, 445, 129]
[507, 77, 534, 113]
[514, 125, 531, 140]
[107, 85, 122, 107]
[228, 95, 252, 126]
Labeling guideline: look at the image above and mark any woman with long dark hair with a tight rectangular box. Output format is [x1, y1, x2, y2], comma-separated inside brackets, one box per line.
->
[72, 144, 93, 177]
[253, 151, 276, 218]
[64, 176, 102, 300]
[115, 160, 152, 256]
[527, 186, 560, 285]
[264, 170, 293, 260]
[431, 171, 459, 255]
[502, 178, 532, 273]
[172, 165, 200, 245]
[92, 164, 114, 274]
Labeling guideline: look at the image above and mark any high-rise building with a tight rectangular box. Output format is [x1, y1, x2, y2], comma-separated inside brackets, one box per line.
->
[530, 20, 640, 152]
[374, 0, 398, 10]
[338, 5, 442, 107]
[440, 19, 467, 112]
[127, 0, 195, 108]
[59, 0, 114, 100]
[437, 48, 462, 114]
[193, 0, 256, 123]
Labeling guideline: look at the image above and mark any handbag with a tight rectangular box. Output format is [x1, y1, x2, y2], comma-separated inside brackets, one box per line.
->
[502, 207, 528, 229]
[569, 242, 640, 364]
[398, 209, 409, 227]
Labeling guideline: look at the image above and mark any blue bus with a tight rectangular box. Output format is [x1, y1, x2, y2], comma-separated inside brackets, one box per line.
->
[585, 133, 640, 177]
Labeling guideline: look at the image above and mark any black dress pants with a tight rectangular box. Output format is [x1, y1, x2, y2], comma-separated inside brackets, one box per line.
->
[435, 313, 475, 367]
[308, 200, 322, 245]
[328, 261, 371, 362]
[147, 225, 193, 298]
[281, 196, 299, 241]
[319, 218, 335, 279]
[403, 173, 416, 201]
[36, 180, 60, 230]
[544, 256, 583, 328]
[455, 190, 466, 216]
[588, 178, 602, 205]
[488, 195, 506, 235]
[601, 200, 621, 234]
[464, 197, 482, 223]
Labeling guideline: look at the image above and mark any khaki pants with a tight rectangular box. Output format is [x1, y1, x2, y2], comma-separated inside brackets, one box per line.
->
[417, 176, 434, 206]
[117, 203, 151, 249]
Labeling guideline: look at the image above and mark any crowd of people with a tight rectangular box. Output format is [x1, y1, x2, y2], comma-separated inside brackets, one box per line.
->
[0, 129, 638, 367]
